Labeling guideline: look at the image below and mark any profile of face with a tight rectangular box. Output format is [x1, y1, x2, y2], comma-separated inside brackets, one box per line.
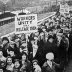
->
[33, 62, 37, 68]
[22, 54, 26, 61]
[7, 57, 12, 65]
[9, 51, 14, 57]
[0, 51, 3, 57]
[14, 61, 20, 68]
[3, 40, 8, 45]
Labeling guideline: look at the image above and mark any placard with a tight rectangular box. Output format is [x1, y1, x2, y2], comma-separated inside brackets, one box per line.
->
[15, 14, 37, 34]
[60, 3, 69, 14]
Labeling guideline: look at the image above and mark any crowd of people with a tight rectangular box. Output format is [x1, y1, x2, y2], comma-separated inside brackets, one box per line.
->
[0, 12, 72, 72]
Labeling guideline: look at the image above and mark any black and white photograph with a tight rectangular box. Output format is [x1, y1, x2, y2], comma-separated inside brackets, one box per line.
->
[0, 0, 72, 72]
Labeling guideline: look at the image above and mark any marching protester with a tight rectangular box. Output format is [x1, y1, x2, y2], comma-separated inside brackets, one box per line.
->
[6, 56, 14, 72]
[2, 37, 9, 57]
[0, 8, 72, 72]
[13, 59, 21, 72]
[20, 52, 31, 72]
[32, 59, 41, 72]
[42, 52, 60, 72]
[0, 49, 6, 72]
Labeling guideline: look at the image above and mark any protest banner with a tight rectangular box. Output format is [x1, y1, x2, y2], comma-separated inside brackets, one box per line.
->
[15, 14, 37, 34]
[1, 12, 55, 38]
[60, 3, 69, 14]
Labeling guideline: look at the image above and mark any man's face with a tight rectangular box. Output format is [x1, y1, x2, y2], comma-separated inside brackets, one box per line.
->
[2, 40, 8, 45]
[35, 32, 39, 36]
[7, 58, 12, 65]
[14, 61, 20, 68]
[21, 36, 25, 40]
[15, 42, 19, 47]
[33, 45, 38, 51]
[45, 23, 49, 27]
[47, 59, 52, 64]
[50, 23, 53, 27]
[31, 40, 35, 45]
[9, 51, 14, 57]
[10, 44, 14, 48]
[33, 62, 37, 68]
[22, 54, 26, 61]
[57, 36, 62, 41]
[40, 33, 44, 39]
[20, 48, 23, 53]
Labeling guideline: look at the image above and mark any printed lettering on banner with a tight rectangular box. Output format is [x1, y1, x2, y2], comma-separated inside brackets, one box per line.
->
[60, 3, 69, 14]
[15, 14, 37, 34]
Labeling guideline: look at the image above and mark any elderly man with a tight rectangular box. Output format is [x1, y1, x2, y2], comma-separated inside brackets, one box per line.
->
[42, 52, 60, 72]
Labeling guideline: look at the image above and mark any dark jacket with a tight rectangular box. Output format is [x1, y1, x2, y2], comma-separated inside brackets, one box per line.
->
[2, 43, 9, 57]
[42, 61, 59, 72]
[20, 60, 31, 72]
[43, 40, 58, 60]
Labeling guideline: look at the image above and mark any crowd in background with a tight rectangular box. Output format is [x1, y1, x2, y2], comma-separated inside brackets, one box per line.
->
[0, 12, 72, 72]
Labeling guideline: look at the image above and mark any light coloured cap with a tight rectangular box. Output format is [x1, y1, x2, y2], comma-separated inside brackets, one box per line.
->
[46, 52, 54, 60]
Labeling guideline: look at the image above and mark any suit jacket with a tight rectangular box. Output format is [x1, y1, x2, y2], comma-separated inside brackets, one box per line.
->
[42, 61, 60, 72]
